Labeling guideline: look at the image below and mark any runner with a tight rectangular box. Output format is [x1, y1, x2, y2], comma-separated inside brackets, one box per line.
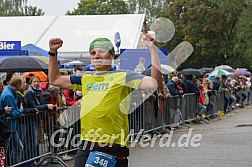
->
[48, 34, 162, 167]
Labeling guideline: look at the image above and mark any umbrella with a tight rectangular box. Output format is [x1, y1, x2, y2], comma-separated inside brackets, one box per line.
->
[24, 71, 47, 82]
[199, 67, 214, 74]
[141, 65, 175, 76]
[30, 56, 65, 64]
[215, 65, 233, 70]
[31, 56, 49, 64]
[141, 67, 151, 76]
[161, 65, 176, 74]
[215, 65, 235, 73]
[63, 60, 85, 66]
[235, 70, 251, 76]
[208, 69, 233, 78]
[236, 68, 248, 71]
[0, 56, 48, 72]
[180, 68, 202, 77]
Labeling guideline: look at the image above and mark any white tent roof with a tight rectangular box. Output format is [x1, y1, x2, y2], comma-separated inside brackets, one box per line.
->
[0, 14, 145, 58]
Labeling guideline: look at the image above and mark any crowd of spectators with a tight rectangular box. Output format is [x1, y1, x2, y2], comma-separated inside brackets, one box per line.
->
[164, 72, 252, 121]
[0, 72, 80, 166]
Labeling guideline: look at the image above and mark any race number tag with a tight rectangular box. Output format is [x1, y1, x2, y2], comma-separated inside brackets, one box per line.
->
[85, 151, 117, 167]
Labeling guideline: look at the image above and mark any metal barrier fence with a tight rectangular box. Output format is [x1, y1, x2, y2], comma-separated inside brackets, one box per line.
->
[4, 106, 81, 167]
[5, 111, 50, 167]
[3, 90, 235, 167]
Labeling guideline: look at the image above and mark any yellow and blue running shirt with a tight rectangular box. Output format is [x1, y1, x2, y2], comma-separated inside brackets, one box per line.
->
[70, 70, 144, 147]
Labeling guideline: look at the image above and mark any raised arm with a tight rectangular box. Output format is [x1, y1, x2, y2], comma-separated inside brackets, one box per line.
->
[49, 38, 72, 89]
[140, 34, 163, 90]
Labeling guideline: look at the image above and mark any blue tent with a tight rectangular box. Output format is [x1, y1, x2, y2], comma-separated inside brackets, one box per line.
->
[84, 64, 118, 71]
[21, 44, 65, 60]
[22, 44, 48, 56]
[119, 48, 169, 71]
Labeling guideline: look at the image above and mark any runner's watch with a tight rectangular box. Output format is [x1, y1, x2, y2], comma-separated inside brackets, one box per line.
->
[48, 51, 57, 56]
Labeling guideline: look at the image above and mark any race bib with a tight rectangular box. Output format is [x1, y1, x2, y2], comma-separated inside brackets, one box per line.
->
[85, 151, 117, 167]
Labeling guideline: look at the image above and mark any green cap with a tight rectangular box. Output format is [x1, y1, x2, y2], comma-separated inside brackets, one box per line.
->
[89, 38, 115, 54]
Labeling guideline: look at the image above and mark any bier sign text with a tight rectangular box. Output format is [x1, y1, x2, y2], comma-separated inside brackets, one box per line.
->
[0, 41, 21, 50]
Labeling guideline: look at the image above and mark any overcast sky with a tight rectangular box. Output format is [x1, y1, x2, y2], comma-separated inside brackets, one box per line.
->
[27, 0, 80, 16]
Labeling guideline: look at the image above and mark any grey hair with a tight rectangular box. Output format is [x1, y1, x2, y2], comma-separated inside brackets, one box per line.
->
[172, 76, 179, 82]
[48, 85, 60, 93]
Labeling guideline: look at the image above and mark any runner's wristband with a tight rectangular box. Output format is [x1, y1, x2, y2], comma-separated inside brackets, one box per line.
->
[48, 51, 57, 56]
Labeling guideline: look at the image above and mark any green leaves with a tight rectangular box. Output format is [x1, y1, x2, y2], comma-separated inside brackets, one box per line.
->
[159, 0, 252, 70]
[234, 0, 252, 68]
[0, 0, 44, 16]
[66, 0, 129, 15]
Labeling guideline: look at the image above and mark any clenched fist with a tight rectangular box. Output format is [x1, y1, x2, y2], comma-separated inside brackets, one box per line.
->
[49, 38, 63, 53]
[142, 33, 157, 49]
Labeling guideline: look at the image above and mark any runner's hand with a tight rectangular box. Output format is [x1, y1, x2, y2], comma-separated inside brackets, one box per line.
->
[143, 33, 157, 48]
[49, 38, 63, 53]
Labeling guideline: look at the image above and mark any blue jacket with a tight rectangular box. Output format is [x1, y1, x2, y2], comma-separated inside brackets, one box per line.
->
[25, 90, 48, 111]
[0, 85, 23, 132]
[183, 79, 195, 93]
[166, 81, 179, 96]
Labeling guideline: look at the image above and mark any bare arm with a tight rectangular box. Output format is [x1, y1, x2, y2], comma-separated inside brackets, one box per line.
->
[140, 34, 163, 90]
[140, 76, 158, 89]
[49, 38, 72, 89]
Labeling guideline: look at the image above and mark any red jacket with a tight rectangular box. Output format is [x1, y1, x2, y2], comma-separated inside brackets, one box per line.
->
[198, 89, 206, 105]
[63, 90, 78, 106]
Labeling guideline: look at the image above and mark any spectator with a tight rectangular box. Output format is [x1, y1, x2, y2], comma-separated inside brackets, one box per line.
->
[24, 76, 54, 165]
[196, 84, 207, 122]
[192, 79, 200, 95]
[183, 75, 195, 93]
[166, 77, 180, 96]
[0, 117, 11, 167]
[57, 88, 74, 161]
[43, 85, 60, 108]
[177, 79, 187, 95]
[63, 89, 78, 106]
[16, 76, 38, 167]
[246, 75, 251, 103]
[240, 76, 248, 106]
[167, 72, 175, 81]
[0, 105, 12, 131]
[226, 78, 236, 111]
[16, 77, 39, 115]
[202, 78, 214, 114]
[42, 85, 65, 156]
[25, 76, 55, 111]
[0, 104, 11, 167]
[221, 75, 232, 114]
[212, 75, 221, 92]
[0, 74, 23, 165]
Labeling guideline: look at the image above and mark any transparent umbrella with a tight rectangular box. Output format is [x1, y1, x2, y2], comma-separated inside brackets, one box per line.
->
[208, 69, 233, 78]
